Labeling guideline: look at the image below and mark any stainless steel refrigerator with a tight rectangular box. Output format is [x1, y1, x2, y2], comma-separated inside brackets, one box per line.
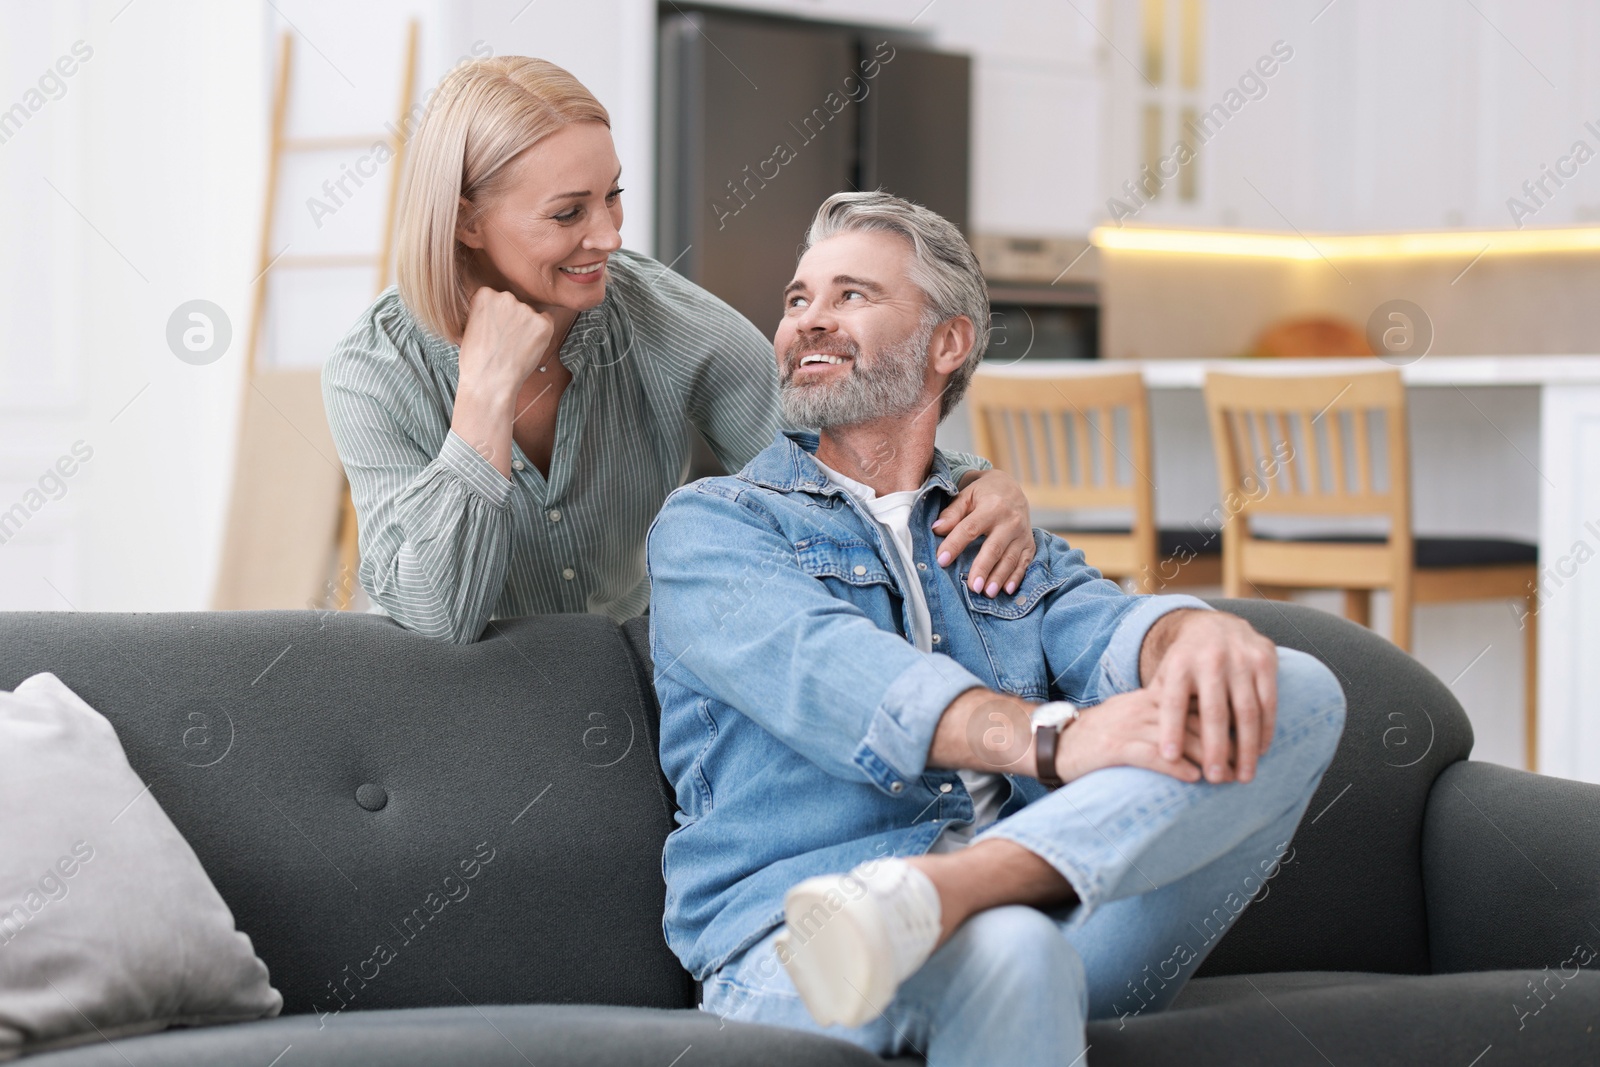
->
[657, 8, 972, 341]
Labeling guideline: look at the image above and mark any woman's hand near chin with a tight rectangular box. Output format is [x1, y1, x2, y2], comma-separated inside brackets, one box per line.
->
[450, 287, 555, 478]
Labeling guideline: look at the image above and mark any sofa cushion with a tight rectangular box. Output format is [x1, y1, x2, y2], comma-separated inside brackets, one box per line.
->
[1192, 599, 1474, 978]
[1082, 969, 1600, 1066]
[19, 1005, 884, 1067]
[0, 610, 690, 1016]
[32, 975, 1591, 1067]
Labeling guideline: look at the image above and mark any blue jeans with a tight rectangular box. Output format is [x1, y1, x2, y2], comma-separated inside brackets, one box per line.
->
[700, 647, 1346, 1067]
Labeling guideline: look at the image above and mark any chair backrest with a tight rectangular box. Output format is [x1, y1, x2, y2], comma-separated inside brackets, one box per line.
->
[1202, 368, 1411, 535]
[968, 369, 1156, 557]
[1203, 369, 1414, 602]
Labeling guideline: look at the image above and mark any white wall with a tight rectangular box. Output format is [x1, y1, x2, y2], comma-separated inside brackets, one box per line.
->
[0, 0, 264, 611]
[259, 0, 451, 372]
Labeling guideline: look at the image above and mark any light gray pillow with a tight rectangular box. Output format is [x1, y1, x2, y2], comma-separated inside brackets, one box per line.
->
[0, 672, 282, 1061]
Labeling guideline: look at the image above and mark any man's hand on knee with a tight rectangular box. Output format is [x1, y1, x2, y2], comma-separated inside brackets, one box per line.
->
[925, 610, 1279, 788]
[1138, 609, 1278, 785]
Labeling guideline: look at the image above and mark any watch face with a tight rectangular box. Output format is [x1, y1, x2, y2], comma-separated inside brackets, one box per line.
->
[1033, 702, 1078, 729]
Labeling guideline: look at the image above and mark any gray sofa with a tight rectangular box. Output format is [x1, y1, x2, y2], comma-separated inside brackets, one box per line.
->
[2, 599, 1596, 1065]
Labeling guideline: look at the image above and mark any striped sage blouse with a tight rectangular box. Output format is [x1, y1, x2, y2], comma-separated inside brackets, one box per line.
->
[322, 249, 986, 643]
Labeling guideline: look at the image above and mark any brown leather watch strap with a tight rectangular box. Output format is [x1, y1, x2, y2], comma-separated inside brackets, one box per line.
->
[1035, 722, 1064, 790]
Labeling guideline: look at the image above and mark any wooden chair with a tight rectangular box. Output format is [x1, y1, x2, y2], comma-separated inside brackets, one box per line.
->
[1202, 369, 1540, 769]
[968, 369, 1221, 593]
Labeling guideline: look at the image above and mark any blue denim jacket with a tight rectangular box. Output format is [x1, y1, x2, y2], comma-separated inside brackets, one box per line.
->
[646, 431, 1210, 981]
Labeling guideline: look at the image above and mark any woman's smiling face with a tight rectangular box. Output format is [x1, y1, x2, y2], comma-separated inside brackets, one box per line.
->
[455, 121, 625, 312]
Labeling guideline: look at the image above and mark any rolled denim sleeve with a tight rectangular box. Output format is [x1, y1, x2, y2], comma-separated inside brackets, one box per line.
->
[1029, 534, 1213, 704]
[860, 655, 987, 791]
[647, 483, 987, 794]
[1091, 591, 1214, 698]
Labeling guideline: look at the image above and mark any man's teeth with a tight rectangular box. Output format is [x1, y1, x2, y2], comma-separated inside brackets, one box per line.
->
[800, 354, 847, 366]
[560, 262, 603, 275]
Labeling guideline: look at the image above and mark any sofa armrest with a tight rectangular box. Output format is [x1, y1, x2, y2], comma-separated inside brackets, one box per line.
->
[1423, 760, 1600, 973]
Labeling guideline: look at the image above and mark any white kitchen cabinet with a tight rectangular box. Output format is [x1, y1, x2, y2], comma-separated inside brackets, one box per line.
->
[1106, 0, 1600, 233]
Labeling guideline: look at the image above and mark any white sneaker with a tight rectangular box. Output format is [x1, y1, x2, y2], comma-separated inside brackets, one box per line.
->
[774, 858, 942, 1028]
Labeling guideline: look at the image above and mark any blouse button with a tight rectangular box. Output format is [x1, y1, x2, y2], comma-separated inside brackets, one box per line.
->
[511, 459, 525, 472]
[853, 565, 867, 576]
[561, 567, 576, 581]
[547, 509, 562, 523]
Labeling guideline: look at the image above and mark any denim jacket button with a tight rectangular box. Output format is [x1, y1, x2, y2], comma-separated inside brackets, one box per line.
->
[890, 781, 905, 793]
[932, 634, 942, 645]
[853, 565, 867, 576]
[939, 783, 953, 793]
[917, 562, 928, 571]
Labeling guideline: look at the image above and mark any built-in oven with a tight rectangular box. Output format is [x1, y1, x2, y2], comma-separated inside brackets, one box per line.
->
[976, 235, 1100, 363]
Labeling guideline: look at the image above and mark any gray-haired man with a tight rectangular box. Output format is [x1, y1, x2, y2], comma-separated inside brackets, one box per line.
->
[645, 191, 1346, 1066]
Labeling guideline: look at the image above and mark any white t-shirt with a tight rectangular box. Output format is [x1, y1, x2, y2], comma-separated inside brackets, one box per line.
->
[815, 459, 1005, 851]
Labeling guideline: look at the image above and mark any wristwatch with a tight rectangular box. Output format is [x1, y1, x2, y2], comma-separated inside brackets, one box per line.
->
[1031, 701, 1081, 789]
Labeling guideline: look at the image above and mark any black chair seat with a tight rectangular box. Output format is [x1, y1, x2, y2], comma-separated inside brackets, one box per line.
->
[1255, 533, 1537, 569]
[1062, 527, 1224, 559]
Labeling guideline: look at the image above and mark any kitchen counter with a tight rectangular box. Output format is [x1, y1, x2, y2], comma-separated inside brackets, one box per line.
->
[974, 353, 1600, 387]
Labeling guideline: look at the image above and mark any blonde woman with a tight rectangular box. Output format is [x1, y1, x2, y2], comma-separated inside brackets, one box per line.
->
[323, 57, 1035, 643]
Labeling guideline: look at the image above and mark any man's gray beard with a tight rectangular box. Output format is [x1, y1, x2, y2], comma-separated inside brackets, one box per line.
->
[779, 321, 934, 429]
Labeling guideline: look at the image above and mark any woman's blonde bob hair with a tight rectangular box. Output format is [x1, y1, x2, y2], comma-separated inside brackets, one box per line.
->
[396, 57, 610, 344]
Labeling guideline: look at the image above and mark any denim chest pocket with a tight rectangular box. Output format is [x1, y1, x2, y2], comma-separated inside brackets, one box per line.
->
[797, 536, 898, 590]
[959, 559, 1067, 699]
[959, 558, 1069, 619]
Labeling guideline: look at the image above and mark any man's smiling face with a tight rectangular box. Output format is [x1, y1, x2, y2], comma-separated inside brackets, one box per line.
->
[774, 230, 936, 429]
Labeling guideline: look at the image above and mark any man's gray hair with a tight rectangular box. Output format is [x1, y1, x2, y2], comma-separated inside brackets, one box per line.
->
[801, 191, 989, 420]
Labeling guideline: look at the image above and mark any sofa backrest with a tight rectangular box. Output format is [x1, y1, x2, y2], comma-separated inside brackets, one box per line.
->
[0, 610, 693, 1017]
[1192, 598, 1474, 977]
